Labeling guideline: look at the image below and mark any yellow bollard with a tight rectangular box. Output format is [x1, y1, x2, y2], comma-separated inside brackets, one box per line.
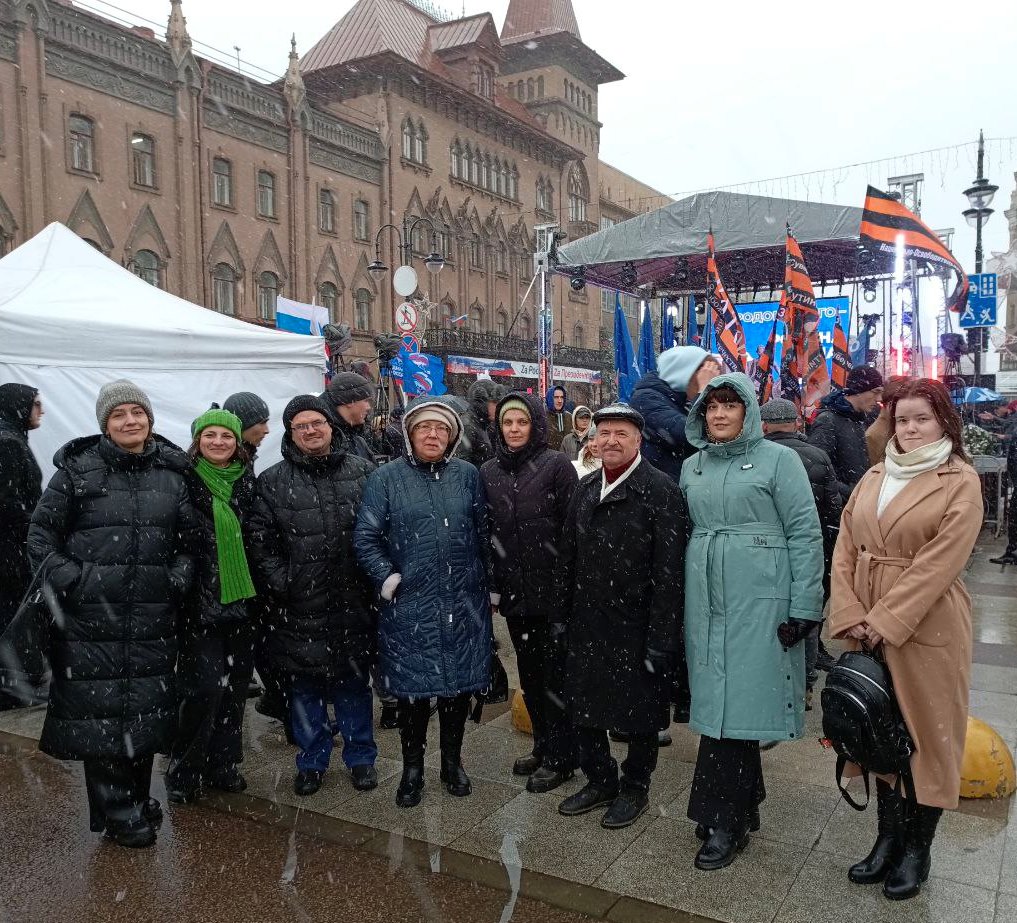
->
[511, 688, 532, 735]
[960, 716, 1016, 799]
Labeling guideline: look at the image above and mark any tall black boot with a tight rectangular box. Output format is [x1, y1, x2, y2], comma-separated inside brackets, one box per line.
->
[883, 802, 942, 900]
[849, 780, 903, 884]
[438, 694, 472, 797]
[396, 700, 429, 808]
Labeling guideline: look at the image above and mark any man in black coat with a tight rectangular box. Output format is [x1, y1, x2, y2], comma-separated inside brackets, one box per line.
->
[247, 395, 379, 798]
[762, 399, 843, 695]
[324, 371, 379, 462]
[807, 366, 884, 501]
[555, 404, 687, 829]
[457, 378, 506, 468]
[482, 392, 578, 793]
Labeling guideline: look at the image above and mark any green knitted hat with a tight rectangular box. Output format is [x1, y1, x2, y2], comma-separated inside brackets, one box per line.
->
[191, 408, 243, 443]
[498, 397, 531, 425]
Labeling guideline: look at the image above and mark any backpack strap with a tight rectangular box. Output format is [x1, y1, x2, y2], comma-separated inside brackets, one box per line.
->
[836, 754, 870, 811]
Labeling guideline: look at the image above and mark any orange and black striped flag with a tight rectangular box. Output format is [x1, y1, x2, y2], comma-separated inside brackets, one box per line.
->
[781, 228, 820, 350]
[755, 317, 778, 403]
[803, 327, 831, 418]
[706, 232, 748, 373]
[779, 330, 802, 416]
[831, 321, 851, 389]
[860, 185, 969, 313]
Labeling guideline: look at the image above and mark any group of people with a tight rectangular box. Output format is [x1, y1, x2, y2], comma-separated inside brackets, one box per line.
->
[0, 346, 985, 900]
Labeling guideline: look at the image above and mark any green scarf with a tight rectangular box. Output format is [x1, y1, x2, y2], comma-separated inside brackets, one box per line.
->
[194, 458, 256, 605]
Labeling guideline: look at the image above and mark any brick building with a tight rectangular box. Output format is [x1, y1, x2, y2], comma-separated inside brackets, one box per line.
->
[0, 0, 666, 388]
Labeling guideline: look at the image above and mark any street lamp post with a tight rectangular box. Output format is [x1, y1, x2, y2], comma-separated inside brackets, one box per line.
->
[367, 216, 446, 290]
[962, 130, 998, 388]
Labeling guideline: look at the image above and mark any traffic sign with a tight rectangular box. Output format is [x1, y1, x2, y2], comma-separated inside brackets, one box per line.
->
[395, 301, 419, 333]
[959, 273, 998, 328]
[401, 334, 419, 353]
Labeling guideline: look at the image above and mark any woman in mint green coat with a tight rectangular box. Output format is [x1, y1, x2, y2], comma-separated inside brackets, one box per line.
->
[679, 373, 823, 871]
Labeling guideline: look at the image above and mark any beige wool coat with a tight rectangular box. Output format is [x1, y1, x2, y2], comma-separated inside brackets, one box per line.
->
[828, 456, 982, 809]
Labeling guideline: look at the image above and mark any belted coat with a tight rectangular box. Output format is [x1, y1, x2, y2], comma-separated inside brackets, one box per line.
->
[828, 455, 982, 809]
[680, 374, 824, 742]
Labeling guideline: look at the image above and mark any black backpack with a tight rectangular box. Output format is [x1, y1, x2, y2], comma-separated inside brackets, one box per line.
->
[820, 646, 916, 809]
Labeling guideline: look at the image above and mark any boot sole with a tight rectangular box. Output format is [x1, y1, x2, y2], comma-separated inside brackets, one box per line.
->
[396, 787, 424, 808]
[694, 836, 749, 871]
[558, 795, 618, 816]
[601, 801, 649, 829]
[883, 869, 929, 901]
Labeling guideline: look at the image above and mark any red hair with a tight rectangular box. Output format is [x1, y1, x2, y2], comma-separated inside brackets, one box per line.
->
[886, 378, 970, 463]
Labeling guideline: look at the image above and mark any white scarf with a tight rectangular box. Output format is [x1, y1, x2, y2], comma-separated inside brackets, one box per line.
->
[877, 436, 953, 517]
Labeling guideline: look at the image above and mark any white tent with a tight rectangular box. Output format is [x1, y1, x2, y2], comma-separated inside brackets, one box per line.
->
[0, 223, 325, 476]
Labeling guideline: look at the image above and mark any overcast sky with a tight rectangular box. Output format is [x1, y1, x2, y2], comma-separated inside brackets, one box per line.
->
[102, 0, 1015, 282]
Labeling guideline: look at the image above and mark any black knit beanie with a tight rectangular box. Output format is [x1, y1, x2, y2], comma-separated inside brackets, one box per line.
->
[326, 372, 372, 407]
[282, 395, 336, 432]
[223, 392, 269, 431]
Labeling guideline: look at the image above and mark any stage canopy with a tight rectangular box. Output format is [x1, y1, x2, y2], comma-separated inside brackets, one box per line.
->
[555, 191, 896, 296]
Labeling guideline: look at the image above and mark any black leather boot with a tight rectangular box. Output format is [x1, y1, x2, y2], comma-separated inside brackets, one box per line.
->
[694, 825, 749, 871]
[396, 700, 429, 808]
[883, 803, 942, 900]
[849, 781, 903, 884]
[695, 805, 760, 841]
[438, 694, 472, 797]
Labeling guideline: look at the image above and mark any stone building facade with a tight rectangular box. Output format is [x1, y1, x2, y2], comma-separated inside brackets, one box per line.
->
[0, 0, 666, 377]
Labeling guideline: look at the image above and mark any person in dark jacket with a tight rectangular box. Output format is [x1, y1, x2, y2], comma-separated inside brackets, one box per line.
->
[247, 395, 379, 797]
[324, 371, 378, 462]
[355, 397, 493, 809]
[761, 398, 843, 701]
[555, 404, 687, 830]
[223, 391, 270, 463]
[457, 379, 506, 467]
[27, 380, 195, 849]
[166, 409, 258, 803]
[629, 346, 722, 482]
[560, 405, 592, 460]
[481, 392, 578, 793]
[808, 366, 884, 501]
[546, 385, 573, 451]
[0, 384, 43, 652]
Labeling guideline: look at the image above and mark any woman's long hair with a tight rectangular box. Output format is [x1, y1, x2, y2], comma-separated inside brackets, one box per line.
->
[886, 378, 970, 464]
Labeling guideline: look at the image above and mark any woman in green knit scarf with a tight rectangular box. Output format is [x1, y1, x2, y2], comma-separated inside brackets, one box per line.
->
[167, 408, 259, 804]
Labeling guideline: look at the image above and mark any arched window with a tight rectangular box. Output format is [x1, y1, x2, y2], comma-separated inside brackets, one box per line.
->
[450, 140, 461, 178]
[526, 78, 534, 100]
[469, 237, 482, 269]
[481, 154, 489, 190]
[537, 76, 544, 97]
[470, 147, 480, 185]
[415, 121, 428, 164]
[495, 309, 508, 337]
[568, 169, 588, 223]
[318, 188, 335, 232]
[257, 271, 279, 320]
[354, 288, 372, 330]
[401, 119, 414, 160]
[508, 166, 518, 200]
[131, 249, 160, 288]
[212, 263, 236, 315]
[494, 158, 503, 196]
[69, 114, 95, 172]
[440, 301, 453, 326]
[496, 244, 507, 274]
[573, 323, 584, 348]
[257, 170, 276, 218]
[353, 199, 369, 240]
[470, 306, 483, 333]
[518, 313, 532, 340]
[318, 282, 339, 321]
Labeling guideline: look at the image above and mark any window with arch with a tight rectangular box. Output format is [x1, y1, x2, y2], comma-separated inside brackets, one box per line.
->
[354, 288, 372, 331]
[318, 282, 339, 321]
[481, 154, 490, 190]
[508, 166, 518, 201]
[353, 199, 369, 241]
[516, 80, 524, 99]
[518, 313, 532, 340]
[450, 140, 461, 178]
[415, 121, 428, 164]
[470, 306, 483, 333]
[573, 323, 584, 348]
[462, 145, 473, 182]
[495, 309, 508, 337]
[536, 177, 553, 214]
[131, 133, 155, 187]
[537, 76, 544, 97]
[401, 119, 414, 160]
[440, 301, 453, 326]
[212, 263, 236, 315]
[478, 66, 494, 100]
[257, 271, 279, 320]
[518, 250, 531, 281]
[257, 170, 276, 218]
[131, 249, 160, 288]
[495, 244, 507, 275]
[212, 157, 233, 207]
[318, 188, 335, 233]
[494, 158, 504, 196]
[526, 78, 534, 100]
[568, 169, 588, 223]
[469, 238, 483, 269]
[470, 147, 480, 185]
[69, 114, 95, 172]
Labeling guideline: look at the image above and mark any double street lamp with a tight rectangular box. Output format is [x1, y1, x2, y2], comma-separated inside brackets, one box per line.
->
[962, 130, 998, 386]
[367, 216, 446, 282]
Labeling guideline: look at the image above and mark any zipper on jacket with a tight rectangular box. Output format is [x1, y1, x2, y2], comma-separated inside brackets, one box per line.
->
[124, 468, 139, 752]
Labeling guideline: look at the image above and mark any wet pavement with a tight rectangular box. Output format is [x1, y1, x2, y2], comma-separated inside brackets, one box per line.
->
[1, 534, 1015, 923]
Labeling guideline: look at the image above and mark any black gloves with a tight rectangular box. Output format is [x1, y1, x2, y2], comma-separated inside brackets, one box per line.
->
[644, 647, 676, 677]
[777, 618, 813, 650]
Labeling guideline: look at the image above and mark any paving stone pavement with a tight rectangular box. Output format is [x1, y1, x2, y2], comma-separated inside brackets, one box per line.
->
[1, 535, 1015, 923]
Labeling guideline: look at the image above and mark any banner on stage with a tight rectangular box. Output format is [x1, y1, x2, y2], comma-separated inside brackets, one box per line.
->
[739, 296, 850, 373]
[446, 354, 602, 385]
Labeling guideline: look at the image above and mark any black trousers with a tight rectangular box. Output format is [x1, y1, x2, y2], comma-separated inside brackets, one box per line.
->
[578, 725, 658, 793]
[83, 754, 154, 832]
[168, 619, 256, 790]
[687, 736, 766, 831]
[398, 694, 470, 764]
[506, 617, 577, 772]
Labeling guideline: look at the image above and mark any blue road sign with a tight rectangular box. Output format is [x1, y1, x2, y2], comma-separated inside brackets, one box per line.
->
[959, 273, 998, 328]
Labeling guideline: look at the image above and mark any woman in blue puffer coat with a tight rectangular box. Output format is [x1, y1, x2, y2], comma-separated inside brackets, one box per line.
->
[355, 397, 493, 808]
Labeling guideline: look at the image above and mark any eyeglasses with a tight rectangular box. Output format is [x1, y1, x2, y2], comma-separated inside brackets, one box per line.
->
[414, 423, 451, 436]
[291, 420, 329, 433]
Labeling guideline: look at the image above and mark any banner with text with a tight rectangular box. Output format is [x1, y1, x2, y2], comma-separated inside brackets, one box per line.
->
[446, 355, 602, 385]
[739, 296, 850, 377]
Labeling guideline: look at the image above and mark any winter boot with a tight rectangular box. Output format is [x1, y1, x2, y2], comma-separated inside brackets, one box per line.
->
[396, 700, 429, 808]
[694, 825, 749, 871]
[438, 695, 472, 797]
[883, 803, 942, 900]
[849, 780, 903, 884]
[990, 547, 1017, 565]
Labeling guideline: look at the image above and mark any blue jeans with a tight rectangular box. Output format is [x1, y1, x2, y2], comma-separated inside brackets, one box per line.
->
[290, 673, 378, 773]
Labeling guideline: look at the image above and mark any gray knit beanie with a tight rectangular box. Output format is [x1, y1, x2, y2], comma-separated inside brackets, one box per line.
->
[223, 391, 270, 431]
[95, 379, 154, 431]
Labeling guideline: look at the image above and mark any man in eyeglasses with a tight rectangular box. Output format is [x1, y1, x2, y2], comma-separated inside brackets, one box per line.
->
[0, 384, 44, 709]
[247, 395, 380, 797]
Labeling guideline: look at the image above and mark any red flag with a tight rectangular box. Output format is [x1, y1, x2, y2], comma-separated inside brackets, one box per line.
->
[755, 317, 778, 404]
[803, 328, 831, 416]
[831, 321, 851, 389]
[706, 232, 748, 373]
[860, 185, 969, 313]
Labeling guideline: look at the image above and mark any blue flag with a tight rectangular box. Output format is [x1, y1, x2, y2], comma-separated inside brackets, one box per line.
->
[392, 348, 447, 396]
[614, 294, 639, 402]
[638, 302, 657, 374]
[849, 318, 872, 367]
[687, 295, 699, 345]
[661, 300, 676, 351]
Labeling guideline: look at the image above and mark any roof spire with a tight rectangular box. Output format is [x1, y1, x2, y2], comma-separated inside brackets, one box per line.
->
[284, 34, 306, 113]
[166, 0, 192, 67]
[501, 0, 581, 42]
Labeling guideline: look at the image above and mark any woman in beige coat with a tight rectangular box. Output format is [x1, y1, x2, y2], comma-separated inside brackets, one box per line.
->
[829, 377, 981, 901]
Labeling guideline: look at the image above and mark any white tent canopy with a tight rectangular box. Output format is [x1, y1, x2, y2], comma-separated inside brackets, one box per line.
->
[0, 223, 325, 475]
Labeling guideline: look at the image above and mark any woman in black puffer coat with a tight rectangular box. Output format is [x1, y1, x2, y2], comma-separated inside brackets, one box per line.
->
[481, 392, 578, 793]
[27, 380, 195, 849]
[166, 409, 258, 804]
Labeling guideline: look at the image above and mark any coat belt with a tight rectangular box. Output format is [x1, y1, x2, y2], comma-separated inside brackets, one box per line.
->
[853, 550, 912, 610]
